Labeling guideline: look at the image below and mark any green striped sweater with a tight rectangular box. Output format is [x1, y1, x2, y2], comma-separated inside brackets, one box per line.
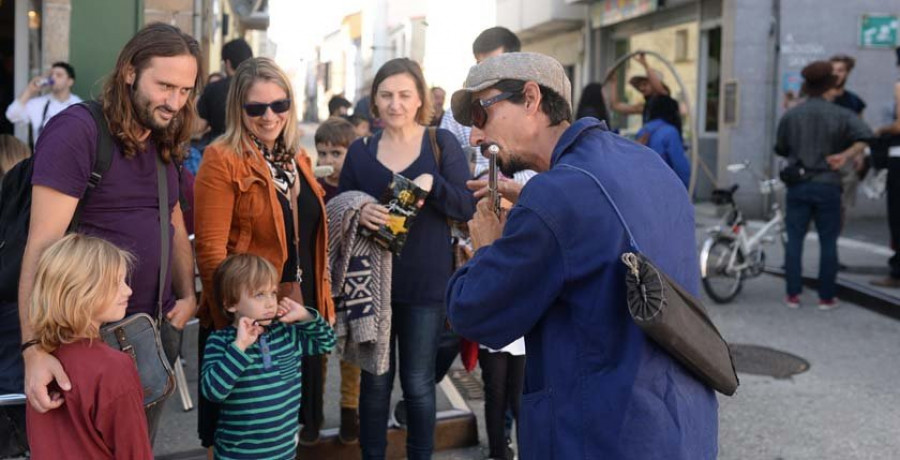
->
[200, 309, 335, 460]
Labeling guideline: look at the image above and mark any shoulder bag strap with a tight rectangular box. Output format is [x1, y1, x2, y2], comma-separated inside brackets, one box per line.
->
[156, 156, 170, 324]
[557, 163, 641, 253]
[428, 126, 441, 167]
[69, 100, 114, 231]
[428, 126, 457, 230]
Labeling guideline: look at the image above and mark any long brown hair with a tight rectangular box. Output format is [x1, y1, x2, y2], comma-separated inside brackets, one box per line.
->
[218, 57, 301, 157]
[101, 22, 204, 163]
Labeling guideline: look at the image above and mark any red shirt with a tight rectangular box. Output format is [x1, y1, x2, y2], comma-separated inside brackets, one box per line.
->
[26, 339, 152, 460]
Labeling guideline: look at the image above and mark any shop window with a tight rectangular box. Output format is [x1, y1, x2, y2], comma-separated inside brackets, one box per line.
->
[323, 62, 331, 92]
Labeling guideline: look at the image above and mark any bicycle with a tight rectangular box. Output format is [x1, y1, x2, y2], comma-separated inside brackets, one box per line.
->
[699, 161, 786, 303]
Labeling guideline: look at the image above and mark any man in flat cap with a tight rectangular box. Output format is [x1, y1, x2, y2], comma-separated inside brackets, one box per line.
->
[445, 52, 718, 459]
[776, 60, 872, 310]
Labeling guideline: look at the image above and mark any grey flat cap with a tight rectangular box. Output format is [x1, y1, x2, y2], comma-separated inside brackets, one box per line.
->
[451, 52, 572, 127]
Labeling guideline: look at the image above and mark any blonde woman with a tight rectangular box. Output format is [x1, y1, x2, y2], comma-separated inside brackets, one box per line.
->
[0, 134, 30, 179]
[24, 234, 151, 459]
[194, 57, 334, 451]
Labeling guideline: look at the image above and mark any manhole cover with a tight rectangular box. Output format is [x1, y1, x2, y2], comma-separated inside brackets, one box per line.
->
[730, 344, 809, 378]
[448, 369, 484, 400]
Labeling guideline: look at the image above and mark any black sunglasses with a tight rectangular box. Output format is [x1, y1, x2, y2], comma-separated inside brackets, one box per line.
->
[243, 98, 291, 117]
[470, 92, 515, 129]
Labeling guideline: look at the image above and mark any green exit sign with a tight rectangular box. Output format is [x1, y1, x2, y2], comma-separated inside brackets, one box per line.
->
[860, 14, 898, 48]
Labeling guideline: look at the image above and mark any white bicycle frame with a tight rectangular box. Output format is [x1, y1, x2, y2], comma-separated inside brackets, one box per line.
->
[700, 161, 785, 278]
[717, 206, 783, 275]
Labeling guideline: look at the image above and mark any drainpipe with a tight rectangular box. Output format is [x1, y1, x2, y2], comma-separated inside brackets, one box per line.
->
[194, 0, 203, 41]
[762, 0, 781, 215]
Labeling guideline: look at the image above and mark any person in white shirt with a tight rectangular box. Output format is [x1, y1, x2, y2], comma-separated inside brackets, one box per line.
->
[5, 62, 82, 143]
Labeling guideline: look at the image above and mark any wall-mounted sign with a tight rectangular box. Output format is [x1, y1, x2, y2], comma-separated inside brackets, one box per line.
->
[859, 14, 898, 48]
[723, 80, 739, 126]
[591, 0, 659, 28]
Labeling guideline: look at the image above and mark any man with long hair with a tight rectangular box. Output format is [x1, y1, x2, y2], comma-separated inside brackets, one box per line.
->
[17, 23, 203, 442]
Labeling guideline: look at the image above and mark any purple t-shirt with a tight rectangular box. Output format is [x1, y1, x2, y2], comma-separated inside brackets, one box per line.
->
[31, 104, 178, 317]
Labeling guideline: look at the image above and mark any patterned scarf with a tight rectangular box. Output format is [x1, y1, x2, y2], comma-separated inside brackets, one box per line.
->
[250, 134, 296, 195]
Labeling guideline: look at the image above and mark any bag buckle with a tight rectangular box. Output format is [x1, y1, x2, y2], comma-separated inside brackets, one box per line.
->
[114, 327, 136, 363]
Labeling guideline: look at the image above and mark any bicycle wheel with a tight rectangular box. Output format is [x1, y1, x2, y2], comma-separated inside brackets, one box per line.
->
[701, 237, 744, 303]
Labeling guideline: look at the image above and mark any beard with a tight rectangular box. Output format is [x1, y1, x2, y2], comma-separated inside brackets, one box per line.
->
[131, 87, 178, 134]
[497, 154, 529, 177]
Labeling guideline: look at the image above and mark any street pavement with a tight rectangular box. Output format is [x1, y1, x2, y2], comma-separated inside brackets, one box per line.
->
[696, 204, 900, 460]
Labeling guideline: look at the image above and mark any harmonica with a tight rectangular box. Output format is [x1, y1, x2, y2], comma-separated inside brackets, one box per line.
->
[486, 144, 501, 217]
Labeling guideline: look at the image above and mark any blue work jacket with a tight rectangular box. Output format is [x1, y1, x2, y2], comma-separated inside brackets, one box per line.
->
[447, 118, 718, 459]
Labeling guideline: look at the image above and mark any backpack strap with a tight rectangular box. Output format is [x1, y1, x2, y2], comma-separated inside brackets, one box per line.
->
[84, 101, 114, 189]
[69, 100, 114, 231]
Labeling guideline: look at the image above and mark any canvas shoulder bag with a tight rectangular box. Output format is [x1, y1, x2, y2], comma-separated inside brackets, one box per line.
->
[558, 163, 739, 396]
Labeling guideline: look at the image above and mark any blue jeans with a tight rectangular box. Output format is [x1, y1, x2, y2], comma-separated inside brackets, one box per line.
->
[359, 302, 444, 460]
[784, 181, 842, 300]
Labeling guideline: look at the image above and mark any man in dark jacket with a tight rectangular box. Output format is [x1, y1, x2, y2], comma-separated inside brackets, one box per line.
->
[446, 52, 718, 459]
[775, 61, 872, 309]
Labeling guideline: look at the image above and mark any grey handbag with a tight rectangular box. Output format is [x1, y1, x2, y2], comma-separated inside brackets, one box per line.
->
[558, 163, 739, 396]
[100, 313, 175, 407]
[99, 156, 176, 408]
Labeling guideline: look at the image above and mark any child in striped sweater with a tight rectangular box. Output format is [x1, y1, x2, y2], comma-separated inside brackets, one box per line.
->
[201, 254, 335, 460]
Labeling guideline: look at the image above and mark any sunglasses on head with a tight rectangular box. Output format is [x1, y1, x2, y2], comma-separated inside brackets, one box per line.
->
[243, 98, 291, 117]
[470, 91, 515, 129]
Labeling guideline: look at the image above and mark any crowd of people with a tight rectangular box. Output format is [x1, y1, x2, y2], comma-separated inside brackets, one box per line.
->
[3, 14, 899, 460]
[775, 51, 900, 309]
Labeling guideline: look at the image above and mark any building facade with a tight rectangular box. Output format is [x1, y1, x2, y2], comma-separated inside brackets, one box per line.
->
[2, 0, 271, 141]
[550, 0, 895, 218]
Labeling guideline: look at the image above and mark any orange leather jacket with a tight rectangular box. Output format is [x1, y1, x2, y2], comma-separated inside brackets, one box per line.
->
[194, 140, 334, 330]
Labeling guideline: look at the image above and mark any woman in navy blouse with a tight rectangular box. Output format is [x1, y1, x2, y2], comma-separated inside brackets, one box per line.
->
[339, 58, 475, 459]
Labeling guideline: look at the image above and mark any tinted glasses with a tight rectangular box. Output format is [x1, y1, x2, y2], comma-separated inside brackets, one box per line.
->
[470, 92, 515, 129]
[243, 98, 291, 117]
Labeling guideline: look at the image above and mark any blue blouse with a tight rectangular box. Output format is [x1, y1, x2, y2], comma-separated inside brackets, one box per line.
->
[339, 128, 476, 305]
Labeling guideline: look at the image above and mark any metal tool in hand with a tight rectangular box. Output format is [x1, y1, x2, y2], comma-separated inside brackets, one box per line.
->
[252, 312, 285, 327]
[253, 313, 284, 370]
[486, 143, 501, 217]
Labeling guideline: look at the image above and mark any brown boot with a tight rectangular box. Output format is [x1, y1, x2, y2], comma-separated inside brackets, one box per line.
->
[870, 277, 900, 288]
[338, 407, 359, 445]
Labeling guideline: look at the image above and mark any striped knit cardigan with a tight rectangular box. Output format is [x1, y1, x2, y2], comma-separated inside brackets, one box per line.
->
[326, 191, 393, 375]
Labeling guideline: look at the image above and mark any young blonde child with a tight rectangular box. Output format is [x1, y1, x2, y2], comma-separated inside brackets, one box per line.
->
[24, 233, 152, 460]
[200, 254, 335, 459]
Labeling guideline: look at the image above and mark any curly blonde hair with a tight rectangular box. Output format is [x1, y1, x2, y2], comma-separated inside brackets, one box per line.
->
[29, 234, 133, 352]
